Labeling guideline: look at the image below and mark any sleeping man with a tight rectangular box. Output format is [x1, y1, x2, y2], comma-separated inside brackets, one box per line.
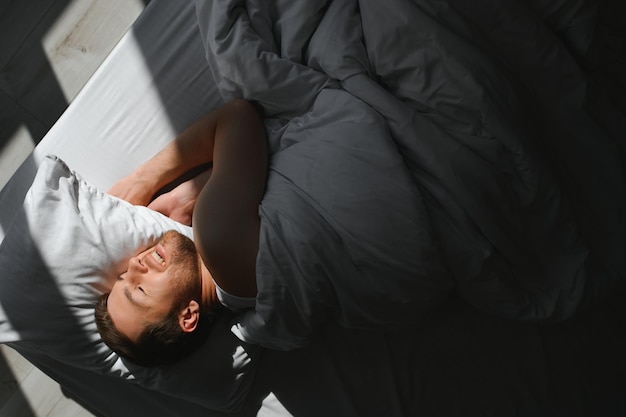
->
[95, 99, 268, 366]
[95, 95, 452, 366]
[96, 93, 596, 366]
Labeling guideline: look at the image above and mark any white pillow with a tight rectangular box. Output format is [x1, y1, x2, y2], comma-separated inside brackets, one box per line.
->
[0, 155, 260, 412]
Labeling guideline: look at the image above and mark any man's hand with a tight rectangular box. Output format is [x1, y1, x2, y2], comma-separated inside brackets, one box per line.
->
[146, 169, 212, 226]
[108, 175, 155, 206]
[107, 103, 223, 208]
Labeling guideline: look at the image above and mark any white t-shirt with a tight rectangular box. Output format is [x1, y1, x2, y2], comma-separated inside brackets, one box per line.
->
[213, 280, 256, 311]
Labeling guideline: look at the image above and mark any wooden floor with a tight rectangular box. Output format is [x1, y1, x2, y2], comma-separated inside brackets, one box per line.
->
[0, 1, 145, 415]
[0, 346, 93, 417]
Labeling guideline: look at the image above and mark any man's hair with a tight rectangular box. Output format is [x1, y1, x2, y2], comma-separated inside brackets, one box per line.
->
[95, 293, 222, 367]
[94, 232, 222, 367]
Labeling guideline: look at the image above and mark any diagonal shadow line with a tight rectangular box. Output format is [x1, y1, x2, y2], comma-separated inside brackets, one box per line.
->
[0, 0, 72, 153]
[0, 0, 154, 236]
[0, 5, 243, 416]
[0, 2, 248, 415]
[0, 92, 49, 151]
[0, 1, 93, 415]
[0, 0, 73, 236]
[0, 207, 89, 417]
[0, 349, 36, 417]
[0, 0, 154, 159]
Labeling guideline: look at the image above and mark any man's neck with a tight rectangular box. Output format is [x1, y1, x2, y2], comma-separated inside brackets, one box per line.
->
[200, 261, 220, 309]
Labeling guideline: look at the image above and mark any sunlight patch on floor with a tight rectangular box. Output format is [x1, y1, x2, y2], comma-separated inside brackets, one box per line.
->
[0, 125, 34, 191]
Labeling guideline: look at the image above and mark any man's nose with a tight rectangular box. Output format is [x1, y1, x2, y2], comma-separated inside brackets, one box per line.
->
[128, 256, 149, 275]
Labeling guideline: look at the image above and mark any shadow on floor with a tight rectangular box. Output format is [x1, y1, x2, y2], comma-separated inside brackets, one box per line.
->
[0, 0, 73, 153]
[0, 349, 36, 417]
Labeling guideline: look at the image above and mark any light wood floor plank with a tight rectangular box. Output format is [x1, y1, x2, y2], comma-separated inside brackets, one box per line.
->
[40, 0, 145, 102]
[47, 395, 96, 417]
[1, 345, 35, 383]
[0, 364, 58, 417]
[0, 347, 28, 411]
[0, 362, 97, 417]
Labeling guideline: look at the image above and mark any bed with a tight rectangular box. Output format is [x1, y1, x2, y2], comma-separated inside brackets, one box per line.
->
[1, 0, 625, 416]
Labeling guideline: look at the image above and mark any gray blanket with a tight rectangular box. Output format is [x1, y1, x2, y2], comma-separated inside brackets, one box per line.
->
[195, 0, 626, 349]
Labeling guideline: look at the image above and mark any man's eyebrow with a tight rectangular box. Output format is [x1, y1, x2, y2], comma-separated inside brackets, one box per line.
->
[124, 287, 148, 310]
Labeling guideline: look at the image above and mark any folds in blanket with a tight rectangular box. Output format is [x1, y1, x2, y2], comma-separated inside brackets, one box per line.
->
[200, 0, 626, 345]
[194, 0, 376, 118]
[350, 0, 626, 321]
[194, 0, 342, 118]
[236, 90, 453, 350]
[337, 73, 591, 323]
[386, 108, 591, 322]
[345, 74, 624, 322]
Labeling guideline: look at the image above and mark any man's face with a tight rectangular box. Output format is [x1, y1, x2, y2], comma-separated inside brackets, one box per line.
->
[107, 231, 198, 342]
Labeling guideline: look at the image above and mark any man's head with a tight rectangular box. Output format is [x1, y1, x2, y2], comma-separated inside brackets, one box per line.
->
[95, 230, 218, 366]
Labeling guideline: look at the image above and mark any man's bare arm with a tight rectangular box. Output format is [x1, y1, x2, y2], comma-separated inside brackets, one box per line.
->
[193, 100, 268, 298]
[109, 100, 246, 205]
[109, 99, 268, 298]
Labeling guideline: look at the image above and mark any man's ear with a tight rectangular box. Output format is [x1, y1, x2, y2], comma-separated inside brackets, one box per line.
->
[178, 300, 200, 333]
